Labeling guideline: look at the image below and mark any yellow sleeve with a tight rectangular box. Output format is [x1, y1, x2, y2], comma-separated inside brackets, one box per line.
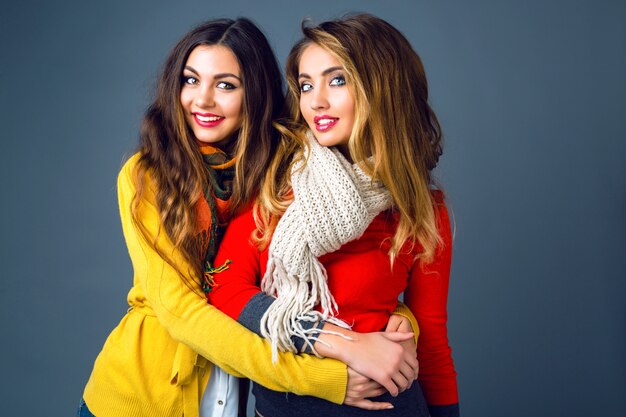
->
[118, 154, 347, 404]
[393, 302, 420, 345]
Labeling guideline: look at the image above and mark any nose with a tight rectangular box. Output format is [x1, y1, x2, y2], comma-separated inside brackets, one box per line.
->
[309, 85, 329, 110]
[195, 85, 215, 108]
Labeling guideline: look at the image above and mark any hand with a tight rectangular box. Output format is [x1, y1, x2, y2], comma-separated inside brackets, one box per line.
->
[314, 324, 418, 397]
[385, 314, 418, 378]
[343, 331, 418, 397]
[344, 367, 391, 410]
[385, 313, 413, 333]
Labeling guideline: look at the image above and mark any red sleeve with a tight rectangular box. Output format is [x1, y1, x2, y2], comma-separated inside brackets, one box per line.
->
[206, 208, 263, 320]
[404, 194, 459, 406]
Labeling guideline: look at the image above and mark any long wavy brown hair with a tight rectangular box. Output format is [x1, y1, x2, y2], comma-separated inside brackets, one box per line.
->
[132, 18, 285, 277]
[258, 13, 444, 263]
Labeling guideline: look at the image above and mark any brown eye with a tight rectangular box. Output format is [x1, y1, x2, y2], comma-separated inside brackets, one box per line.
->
[217, 81, 237, 90]
[182, 76, 198, 85]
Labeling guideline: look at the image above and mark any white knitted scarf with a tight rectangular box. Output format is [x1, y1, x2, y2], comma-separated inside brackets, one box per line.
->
[260, 131, 392, 361]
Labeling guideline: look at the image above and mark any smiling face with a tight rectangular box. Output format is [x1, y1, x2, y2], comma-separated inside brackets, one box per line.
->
[298, 43, 355, 154]
[180, 44, 244, 148]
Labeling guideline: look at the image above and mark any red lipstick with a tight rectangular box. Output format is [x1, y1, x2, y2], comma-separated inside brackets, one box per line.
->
[313, 115, 339, 132]
[193, 112, 224, 128]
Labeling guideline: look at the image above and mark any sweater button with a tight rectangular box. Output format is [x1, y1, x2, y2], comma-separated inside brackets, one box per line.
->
[218, 400, 224, 406]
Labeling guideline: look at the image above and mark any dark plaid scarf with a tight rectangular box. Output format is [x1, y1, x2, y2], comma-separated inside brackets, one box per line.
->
[196, 144, 236, 294]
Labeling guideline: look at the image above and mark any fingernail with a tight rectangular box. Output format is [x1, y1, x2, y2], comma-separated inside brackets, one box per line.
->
[386, 405, 394, 409]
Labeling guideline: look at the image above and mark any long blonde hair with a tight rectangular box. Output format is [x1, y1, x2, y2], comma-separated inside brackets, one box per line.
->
[258, 14, 444, 263]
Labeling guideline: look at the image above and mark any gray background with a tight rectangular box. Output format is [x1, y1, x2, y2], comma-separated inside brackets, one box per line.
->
[1, 0, 624, 416]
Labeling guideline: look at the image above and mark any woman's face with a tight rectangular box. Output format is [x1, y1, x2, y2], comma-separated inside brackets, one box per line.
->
[298, 43, 355, 153]
[180, 45, 244, 148]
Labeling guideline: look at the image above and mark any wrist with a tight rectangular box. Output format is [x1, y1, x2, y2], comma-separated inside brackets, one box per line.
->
[314, 324, 356, 362]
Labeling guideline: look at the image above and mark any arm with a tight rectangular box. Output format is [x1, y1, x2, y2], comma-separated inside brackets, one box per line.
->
[207, 209, 323, 353]
[404, 195, 460, 416]
[118, 155, 346, 404]
[208, 208, 418, 397]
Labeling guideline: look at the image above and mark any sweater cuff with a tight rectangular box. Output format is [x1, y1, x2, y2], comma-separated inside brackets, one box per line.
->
[238, 292, 274, 335]
[296, 320, 323, 353]
[238, 292, 322, 351]
[303, 359, 348, 404]
[428, 403, 460, 417]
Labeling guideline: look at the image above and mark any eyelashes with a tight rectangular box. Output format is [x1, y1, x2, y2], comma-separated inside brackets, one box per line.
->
[182, 75, 198, 85]
[216, 81, 237, 90]
[181, 76, 238, 90]
[329, 75, 346, 86]
[299, 74, 347, 93]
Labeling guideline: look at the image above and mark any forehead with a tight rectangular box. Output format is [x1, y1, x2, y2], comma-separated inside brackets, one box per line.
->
[298, 43, 342, 74]
[185, 44, 241, 75]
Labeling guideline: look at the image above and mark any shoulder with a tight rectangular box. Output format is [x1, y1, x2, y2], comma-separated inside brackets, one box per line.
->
[118, 152, 142, 184]
[430, 189, 445, 206]
[117, 152, 157, 197]
[115, 152, 159, 211]
[430, 189, 450, 227]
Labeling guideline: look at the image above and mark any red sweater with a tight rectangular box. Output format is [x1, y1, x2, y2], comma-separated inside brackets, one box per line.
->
[208, 192, 458, 406]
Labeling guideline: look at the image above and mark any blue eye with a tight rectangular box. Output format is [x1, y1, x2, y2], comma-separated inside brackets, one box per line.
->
[330, 75, 346, 86]
[300, 82, 313, 93]
[217, 81, 237, 90]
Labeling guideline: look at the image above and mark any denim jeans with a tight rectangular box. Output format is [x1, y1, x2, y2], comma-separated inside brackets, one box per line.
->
[76, 398, 96, 417]
[253, 380, 429, 417]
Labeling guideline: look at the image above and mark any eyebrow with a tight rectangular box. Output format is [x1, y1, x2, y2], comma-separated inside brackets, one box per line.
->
[183, 66, 242, 81]
[298, 66, 344, 80]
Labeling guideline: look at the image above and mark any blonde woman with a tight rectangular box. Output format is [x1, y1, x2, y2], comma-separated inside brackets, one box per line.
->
[207, 13, 459, 417]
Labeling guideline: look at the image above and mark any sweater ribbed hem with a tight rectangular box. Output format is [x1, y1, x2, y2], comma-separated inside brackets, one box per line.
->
[301, 360, 347, 404]
[83, 380, 183, 417]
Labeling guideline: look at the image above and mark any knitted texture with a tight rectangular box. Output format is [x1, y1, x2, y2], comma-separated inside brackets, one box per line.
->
[260, 131, 392, 360]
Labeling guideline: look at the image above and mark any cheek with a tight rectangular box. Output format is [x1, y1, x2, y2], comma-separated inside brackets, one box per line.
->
[339, 94, 355, 116]
[179, 90, 191, 110]
[224, 94, 244, 117]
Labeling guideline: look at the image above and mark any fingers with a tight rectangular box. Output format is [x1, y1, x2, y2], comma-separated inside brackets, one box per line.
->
[376, 375, 399, 397]
[383, 342, 419, 394]
[386, 314, 412, 333]
[396, 316, 413, 333]
[347, 383, 386, 399]
[385, 314, 403, 332]
[359, 380, 386, 397]
[395, 361, 416, 391]
[382, 331, 414, 343]
[398, 349, 419, 386]
[344, 398, 394, 411]
[346, 367, 386, 397]
[345, 367, 390, 408]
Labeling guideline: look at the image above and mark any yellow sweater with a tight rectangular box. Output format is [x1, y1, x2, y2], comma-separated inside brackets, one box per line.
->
[82, 154, 347, 417]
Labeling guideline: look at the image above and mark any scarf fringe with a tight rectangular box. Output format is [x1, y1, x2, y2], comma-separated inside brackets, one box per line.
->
[260, 131, 391, 362]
